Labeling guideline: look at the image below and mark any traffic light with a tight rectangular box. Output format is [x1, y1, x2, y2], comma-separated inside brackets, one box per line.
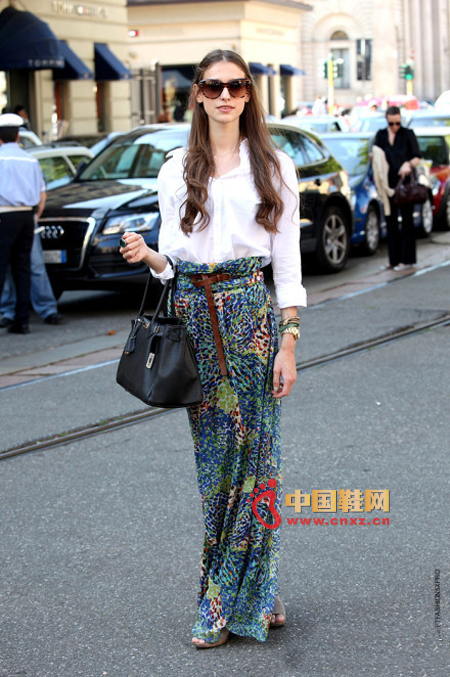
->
[405, 64, 414, 80]
[400, 62, 414, 80]
[333, 59, 344, 79]
[322, 60, 328, 79]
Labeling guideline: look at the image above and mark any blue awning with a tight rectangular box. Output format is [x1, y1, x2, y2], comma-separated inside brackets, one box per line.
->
[280, 64, 306, 76]
[249, 62, 277, 76]
[53, 41, 93, 80]
[0, 7, 64, 70]
[94, 43, 132, 81]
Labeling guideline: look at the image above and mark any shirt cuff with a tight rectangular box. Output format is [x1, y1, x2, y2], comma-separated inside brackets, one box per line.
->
[276, 283, 307, 310]
[148, 260, 174, 281]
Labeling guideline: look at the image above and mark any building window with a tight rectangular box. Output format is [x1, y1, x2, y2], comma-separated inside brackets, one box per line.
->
[161, 65, 195, 122]
[356, 39, 372, 81]
[331, 48, 350, 89]
[331, 30, 349, 40]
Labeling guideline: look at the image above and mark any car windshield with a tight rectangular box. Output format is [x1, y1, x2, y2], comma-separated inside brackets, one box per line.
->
[409, 116, 450, 128]
[306, 121, 333, 133]
[355, 116, 386, 133]
[79, 128, 189, 180]
[321, 137, 369, 176]
[416, 136, 450, 166]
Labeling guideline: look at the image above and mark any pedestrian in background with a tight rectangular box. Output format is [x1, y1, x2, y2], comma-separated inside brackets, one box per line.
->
[0, 230, 63, 327]
[0, 113, 46, 334]
[13, 105, 31, 131]
[120, 49, 306, 648]
[312, 95, 327, 116]
[373, 105, 422, 270]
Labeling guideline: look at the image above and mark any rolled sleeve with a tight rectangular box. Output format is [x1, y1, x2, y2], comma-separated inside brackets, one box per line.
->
[148, 259, 174, 280]
[271, 153, 307, 309]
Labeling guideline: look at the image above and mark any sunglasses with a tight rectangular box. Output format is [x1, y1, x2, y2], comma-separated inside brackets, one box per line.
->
[388, 121, 401, 127]
[198, 79, 252, 99]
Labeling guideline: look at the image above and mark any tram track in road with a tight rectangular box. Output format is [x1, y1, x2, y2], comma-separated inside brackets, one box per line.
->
[1, 312, 449, 461]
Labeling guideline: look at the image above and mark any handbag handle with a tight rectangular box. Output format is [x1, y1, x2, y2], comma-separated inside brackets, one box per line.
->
[397, 166, 418, 186]
[138, 256, 177, 319]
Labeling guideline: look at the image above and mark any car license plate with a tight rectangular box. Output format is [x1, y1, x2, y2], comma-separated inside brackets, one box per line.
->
[43, 250, 67, 264]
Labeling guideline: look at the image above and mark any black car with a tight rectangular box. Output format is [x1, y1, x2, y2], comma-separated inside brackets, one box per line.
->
[39, 123, 352, 297]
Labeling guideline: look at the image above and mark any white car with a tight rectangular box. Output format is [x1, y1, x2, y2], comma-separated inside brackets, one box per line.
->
[18, 129, 43, 148]
[281, 114, 350, 133]
[26, 145, 93, 191]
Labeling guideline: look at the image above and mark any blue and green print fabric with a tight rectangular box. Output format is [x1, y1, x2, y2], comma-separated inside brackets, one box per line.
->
[174, 256, 282, 643]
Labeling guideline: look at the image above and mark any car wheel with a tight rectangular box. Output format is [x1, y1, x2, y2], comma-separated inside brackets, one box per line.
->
[442, 194, 450, 231]
[417, 198, 433, 238]
[316, 206, 350, 272]
[361, 205, 380, 255]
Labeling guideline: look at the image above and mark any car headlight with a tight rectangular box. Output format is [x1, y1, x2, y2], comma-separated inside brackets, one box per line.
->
[103, 212, 159, 235]
[350, 190, 356, 210]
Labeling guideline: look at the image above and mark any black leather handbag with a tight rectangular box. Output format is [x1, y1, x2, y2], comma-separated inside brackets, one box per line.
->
[116, 266, 203, 408]
[394, 169, 429, 206]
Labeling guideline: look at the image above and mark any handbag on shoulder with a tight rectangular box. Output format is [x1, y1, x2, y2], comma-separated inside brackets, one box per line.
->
[116, 263, 203, 408]
[394, 168, 429, 206]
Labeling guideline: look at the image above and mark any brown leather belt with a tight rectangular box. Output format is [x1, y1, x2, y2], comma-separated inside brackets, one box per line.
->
[190, 272, 232, 377]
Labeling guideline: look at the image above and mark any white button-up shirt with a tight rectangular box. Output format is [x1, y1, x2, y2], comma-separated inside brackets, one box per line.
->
[0, 142, 46, 207]
[153, 139, 307, 309]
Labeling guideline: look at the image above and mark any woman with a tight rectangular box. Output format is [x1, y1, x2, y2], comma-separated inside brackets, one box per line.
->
[120, 49, 307, 648]
[373, 105, 422, 270]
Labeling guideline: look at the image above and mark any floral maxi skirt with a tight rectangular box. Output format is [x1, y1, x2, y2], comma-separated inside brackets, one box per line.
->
[174, 257, 282, 643]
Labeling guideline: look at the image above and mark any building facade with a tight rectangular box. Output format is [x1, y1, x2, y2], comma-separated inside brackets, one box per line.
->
[127, 0, 312, 119]
[300, 0, 450, 107]
[0, 0, 132, 140]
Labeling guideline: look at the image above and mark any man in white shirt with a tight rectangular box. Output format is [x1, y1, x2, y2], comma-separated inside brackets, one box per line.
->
[0, 113, 46, 334]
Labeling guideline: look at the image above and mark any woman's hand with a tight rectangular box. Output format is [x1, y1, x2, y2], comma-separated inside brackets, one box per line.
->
[272, 339, 297, 399]
[119, 232, 151, 264]
[399, 161, 412, 178]
[119, 232, 168, 273]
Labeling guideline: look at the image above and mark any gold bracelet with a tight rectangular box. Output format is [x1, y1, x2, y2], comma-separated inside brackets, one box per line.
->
[279, 316, 300, 328]
[280, 326, 299, 340]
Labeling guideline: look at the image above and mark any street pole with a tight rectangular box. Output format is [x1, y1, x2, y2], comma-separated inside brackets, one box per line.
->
[327, 53, 334, 109]
[361, 38, 366, 99]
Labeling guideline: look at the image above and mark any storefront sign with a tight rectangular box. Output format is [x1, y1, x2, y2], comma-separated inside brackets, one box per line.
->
[51, 2, 108, 19]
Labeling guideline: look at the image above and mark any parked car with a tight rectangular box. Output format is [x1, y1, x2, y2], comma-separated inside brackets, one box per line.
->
[38, 122, 352, 297]
[350, 114, 387, 134]
[51, 132, 112, 148]
[282, 114, 350, 133]
[89, 132, 124, 156]
[414, 127, 450, 230]
[320, 132, 386, 255]
[18, 129, 42, 148]
[27, 145, 93, 191]
[321, 131, 434, 245]
[406, 110, 450, 128]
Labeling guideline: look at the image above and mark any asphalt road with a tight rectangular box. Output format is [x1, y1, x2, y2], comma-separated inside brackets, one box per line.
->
[0, 243, 449, 676]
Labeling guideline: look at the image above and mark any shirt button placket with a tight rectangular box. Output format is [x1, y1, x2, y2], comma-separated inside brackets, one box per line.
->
[213, 179, 222, 261]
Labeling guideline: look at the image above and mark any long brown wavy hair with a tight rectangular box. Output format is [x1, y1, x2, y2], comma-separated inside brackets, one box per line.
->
[181, 49, 284, 235]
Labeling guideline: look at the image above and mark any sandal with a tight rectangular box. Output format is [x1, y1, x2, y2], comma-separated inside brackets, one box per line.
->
[270, 595, 286, 627]
[192, 628, 229, 649]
